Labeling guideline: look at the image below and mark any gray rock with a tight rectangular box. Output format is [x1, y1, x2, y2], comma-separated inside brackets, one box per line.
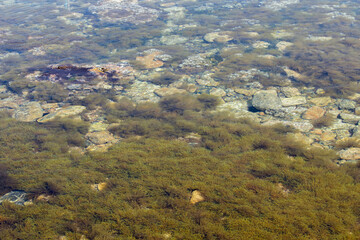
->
[13, 102, 43, 122]
[281, 96, 307, 107]
[338, 99, 356, 110]
[252, 90, 282, 111]
[339, 112, 360, 124]
[0, 191, 30, 206]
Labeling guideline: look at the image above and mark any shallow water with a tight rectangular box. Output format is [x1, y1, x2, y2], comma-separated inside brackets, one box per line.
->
[0, 0, 359, 96]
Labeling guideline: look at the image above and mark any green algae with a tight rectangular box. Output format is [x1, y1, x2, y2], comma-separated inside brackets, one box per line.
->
[0, 99, 359, 239]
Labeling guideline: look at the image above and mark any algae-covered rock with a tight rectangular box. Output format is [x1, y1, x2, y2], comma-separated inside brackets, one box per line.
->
[204, 31, 233, 43]
[13, 102, 43, 122]
[252, 90, 282, 111]
[86, 131, 116, 145]
[37, 105, 86, 123]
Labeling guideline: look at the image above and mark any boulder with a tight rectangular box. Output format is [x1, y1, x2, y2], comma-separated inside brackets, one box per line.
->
[13, 102, 43, 122]
[252, 90, 282, 111]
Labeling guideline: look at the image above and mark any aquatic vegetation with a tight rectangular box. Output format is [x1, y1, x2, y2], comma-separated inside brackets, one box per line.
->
[0, 164, 17, 195]
[148, 71, 181, 85]
[1, 0, 360, 238]
[159, 94, 202, 115]
[197, 93, 221, 110]
[0, 111, 359, 238]
[311, 113, 335, 128]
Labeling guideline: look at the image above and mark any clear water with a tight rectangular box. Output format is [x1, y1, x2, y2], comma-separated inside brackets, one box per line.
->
[0, 0, 359, 96]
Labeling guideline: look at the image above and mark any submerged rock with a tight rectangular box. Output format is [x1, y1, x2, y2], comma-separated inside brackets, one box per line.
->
[86, 131, 116, 145]
[338, 148, 360, 161]
[0, 191, 31, 206]
[89, 0, 159, 25]
[204, 31, 233, 43]
[154, 87, 187, 97]
[302, 106, 326, 120]
[190, 190, 205, 205]
[281, 96, 306, 107]
[37, 105, 86, 123]
[136, 50, 164, 69]
[252, 90, 282, 111]
[13, 102, 43, 122]
[337, 99, 356, 111]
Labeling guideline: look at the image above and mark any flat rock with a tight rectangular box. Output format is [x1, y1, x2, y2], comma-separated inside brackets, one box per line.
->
[204, 31, 233, 43]
[209, 88, 226, 97]
[309, 97, 332, 106]
[283, 68, 304, 79]
[281, 87, 301, 97]
[136, 51, 164, 69]
[154, 87, 187, 97]
[86, 131, 116, 145]
[339, 112, 360, 124]
[320, 131, 336, 141]
[0, 100, 18, 109]
[37, 105, 86, 123]
[338, 148, 360, 161]
[281, 96, 306, 107]
[13, 102, 43, 122]
[196, 78, 219, 87]
[160, 35, 188, 45]
[124, 80, 160, 103]
[252, 90, 282, 111]
[302, 106, 326, 120]
[233, 88, 256, 96]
